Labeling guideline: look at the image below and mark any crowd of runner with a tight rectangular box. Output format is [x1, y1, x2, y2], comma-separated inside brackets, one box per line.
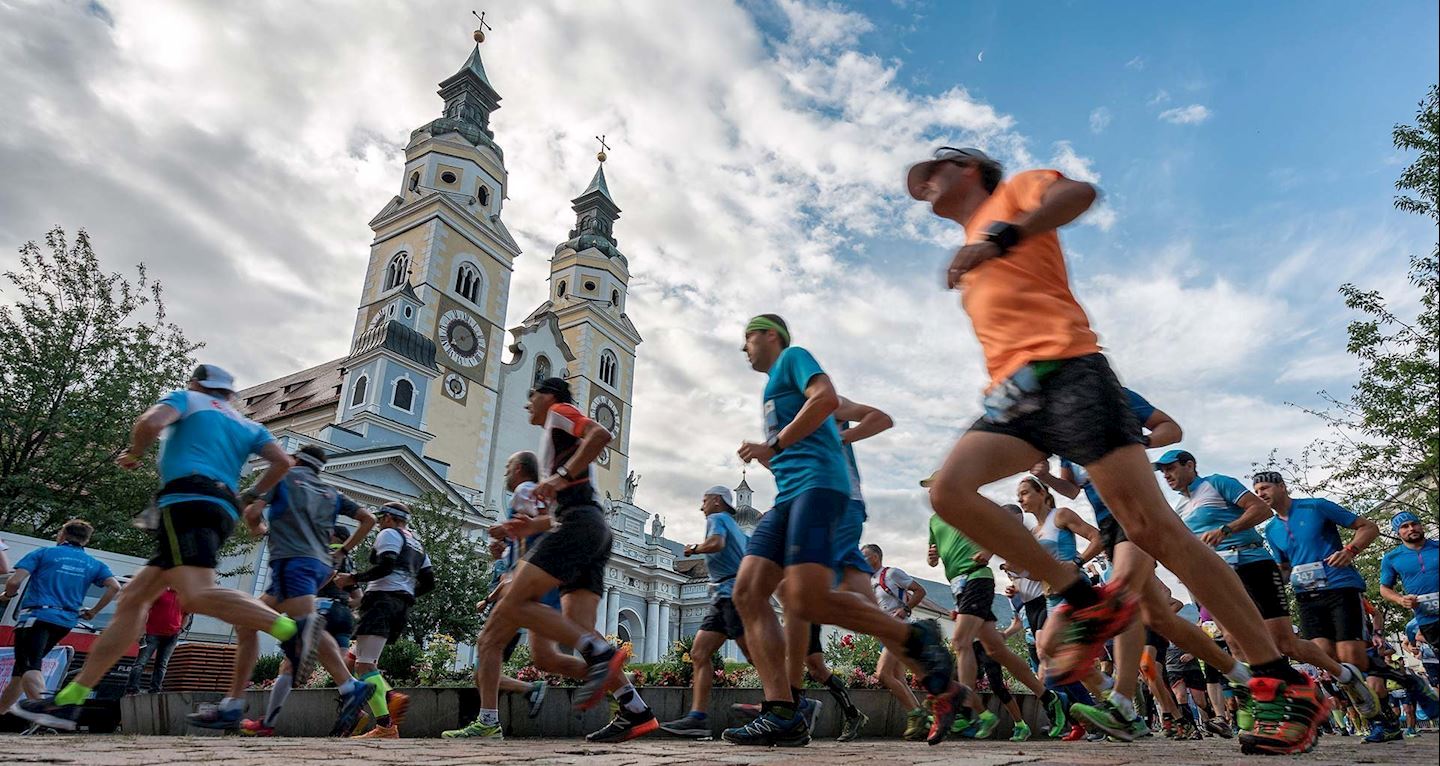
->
[1, 148, 1436, 757]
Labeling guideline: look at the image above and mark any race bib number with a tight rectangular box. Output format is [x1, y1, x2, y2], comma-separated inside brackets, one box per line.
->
[950, 574, 969, 596]
[763, 400, 779, 439]
[981, 365, 1045, 425]
[1290, 561, 1327, 592]
[1417, 592, 1439, 617]
[1218, 547, 1240, 567]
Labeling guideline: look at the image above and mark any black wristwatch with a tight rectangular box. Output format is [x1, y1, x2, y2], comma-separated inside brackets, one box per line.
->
[767, 434, 785, 455]
[983, 221, 1024, 254]
[1218, 524, 1233, 538]
[555, 465, 571, 479]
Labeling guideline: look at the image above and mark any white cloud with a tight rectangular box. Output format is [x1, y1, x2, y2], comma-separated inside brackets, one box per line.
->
[1148, 89, 1171, 106]
[1158, 104, 1211, 125]
[1089, 106, 1112, 134]
[1125, 55, 1145, 70]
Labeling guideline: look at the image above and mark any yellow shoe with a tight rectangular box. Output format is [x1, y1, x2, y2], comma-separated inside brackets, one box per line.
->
[351, 723, 399, 739]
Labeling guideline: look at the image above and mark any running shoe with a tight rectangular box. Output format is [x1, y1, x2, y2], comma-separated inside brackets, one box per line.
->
[1085, 730, 1107, 741]
[1070, 699, 1139, 742]
[1126, 714, 1151, 740]
[730, 702, 761, 720]
[798, 697, 822, 732]
[441, 717, 503, 740]
[239, 719, 276, 737]
[526, 680, 547, 719]
[836, 709, 867, 742]
[1061, 723, 1088, 741]
[1362, 719, 1403, 743]
[587, 707, 660, 743]
[279, 613, 326, 683]
[351, 723, 399, 739]
[1009, 719, 1033, 742]
[1240, 675, 1329, 755]
[11, 699, 82, 732]
[926, 682, 969, 746]
[1042, 582, 1138, 687]
[1338, 663, 1380, 720]
[660, 712, 711, 738]
[905, 619, 957, 694]
[575, 644, 631, 712]
[970, 710, 999, 739]
[721, 711, 810, 747]
[187, 702, 244, 730]
[1160, 714, 1176, 738]
[1041, 689, 1069, 737]
[902, 706, 930, 741]
[347, 708, 373, 737]
[386, 690, 410, 728]
[1403, 726, 1419, 738]
[1172, 717, 1198, 740]
[327, 680, 377, 737]
[1203, 718, 1234, 739]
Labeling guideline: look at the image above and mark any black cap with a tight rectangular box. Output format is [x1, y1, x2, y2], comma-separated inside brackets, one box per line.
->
[533, 377, 573, 404]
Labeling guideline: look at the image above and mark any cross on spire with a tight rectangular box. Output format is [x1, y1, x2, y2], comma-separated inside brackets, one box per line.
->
[595, 134, 611, 163]
[471, 10, 492, 43]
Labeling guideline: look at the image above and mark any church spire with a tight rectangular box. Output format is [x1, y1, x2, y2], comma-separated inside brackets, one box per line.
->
[418, 24, 503, 151]
[556, 137, 623, 259]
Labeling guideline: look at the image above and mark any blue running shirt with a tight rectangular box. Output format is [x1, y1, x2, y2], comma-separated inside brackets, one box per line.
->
[704, 512, 748, 598]
[1060, 388, 1155, 521]
[1176, 474, 1272, 567]
[1263, 498, 1366, 592]
[14, 543, 114, 630]
[1380, 540, 1439, 626]
[155, 390, 275, 513]
[762, 347, 850, 503]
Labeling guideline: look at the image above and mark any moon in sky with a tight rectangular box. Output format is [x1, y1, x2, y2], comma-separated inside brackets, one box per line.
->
[978, 51, 984, 62]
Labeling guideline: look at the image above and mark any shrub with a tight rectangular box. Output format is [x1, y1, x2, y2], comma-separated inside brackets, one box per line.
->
[251, 654, 284, 685]
[378, 638, 425, 684]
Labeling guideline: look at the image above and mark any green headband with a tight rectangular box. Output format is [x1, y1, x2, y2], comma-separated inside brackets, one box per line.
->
[745, 316, 790, 344]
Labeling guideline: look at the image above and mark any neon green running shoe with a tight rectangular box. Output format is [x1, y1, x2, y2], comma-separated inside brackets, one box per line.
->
[1009, 719, 1032, 741]
[441, 717, 504, 740]
[971, 710, 999, 739]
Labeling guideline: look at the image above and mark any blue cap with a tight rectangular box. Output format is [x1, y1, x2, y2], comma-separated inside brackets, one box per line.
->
[1153, 449, 1195, 470]
[1391, 511, 1420, 533]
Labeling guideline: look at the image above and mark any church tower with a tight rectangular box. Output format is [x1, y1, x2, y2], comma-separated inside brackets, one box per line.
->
[339, 29, 522, 495]
[548, 148, 643, 501]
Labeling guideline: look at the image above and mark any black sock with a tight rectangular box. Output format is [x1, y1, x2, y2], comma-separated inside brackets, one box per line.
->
[1250, 658, 1305, 685]
[763, 700, 796, 719]
[377, 715, 392, 727]
[824, 675, 858, 716]
[1058, 578, 1100, 610]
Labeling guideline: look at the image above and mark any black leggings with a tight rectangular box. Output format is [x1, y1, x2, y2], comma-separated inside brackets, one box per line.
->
[974, 642, 1013, 704]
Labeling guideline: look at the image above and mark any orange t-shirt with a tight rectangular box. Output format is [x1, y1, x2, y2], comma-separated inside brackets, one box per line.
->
[957, 169, 1101, 386]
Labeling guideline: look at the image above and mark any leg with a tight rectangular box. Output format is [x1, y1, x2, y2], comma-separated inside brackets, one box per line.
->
[689, 630, 726, 714]
[732, 555, 789, 702]
[476, 563, 565, 710]
[148, 633, 181, 693]
[1270, 619, 1343, 676]
[978, 624, 1045, 697]
[127, 636, 158, 694]
[68, 565, 171, 688]
[951, 617, 984, 714]
[876, 648, 919, 709]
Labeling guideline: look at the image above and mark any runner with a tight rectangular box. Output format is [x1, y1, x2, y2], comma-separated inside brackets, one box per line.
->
[908, 147, 1327, 753]
[196, 445, 379, 736]
[1253, 471, 1383, 723]
[13, 365, 310, 732]
[1379, 511, 1439, 653]
[0, 520, 120, 716]
[333, 501, 433, 739]
[661, 485, 751, 738]
[863, 544, 931, 741]
[124, 588, 187, 695]
[461, 378, 658, 744]
[924, 484, 1069, 741]
[725, 315, 956, 747]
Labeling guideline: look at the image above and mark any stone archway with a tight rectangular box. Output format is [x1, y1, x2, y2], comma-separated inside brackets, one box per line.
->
[617, 607, 645, 656]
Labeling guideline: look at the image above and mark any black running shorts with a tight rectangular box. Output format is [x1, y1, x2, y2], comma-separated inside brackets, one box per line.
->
[968, 354, 1145, 468]
[953, 577, 997, 622]
[149, 501, 236, 570]
[524, 502, 612, 596]
[355, 590, 414, 643]
[1234, 559, 1289, 620]
[1023, 596, 1049, 636]
[1099, 514, 1129, 556]
[1296, 587, 1365, 642]
[11, 620, 70, 674]
[699, 597, 745, 640]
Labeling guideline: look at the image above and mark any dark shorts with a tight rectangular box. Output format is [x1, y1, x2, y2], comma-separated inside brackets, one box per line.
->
[265, 557, 334, 601]
[1175, 667, 1207, 691]
[699, 597, 745, 640]
[11, 620, 70, 675]
[1202, 659, 1224, 685]
[953, 576, 997, 622]
[746, 488, 849, 568]
[968, 354, 1144, 468]
[355, 590, 414, 643]
[524, 503, 612, 595]
[1099, 514, 1128, 556]
[1023, 596, 1049, 636]
[318, 599, 355, 648]
[1145, 628, 1169, 652]
[1420, 620, 1440, 648]
[1296, 587, 1365, 642]
[832, 499, 872, 576]
[149, 500, 236, 569]
[1234, 559, 1289, 620]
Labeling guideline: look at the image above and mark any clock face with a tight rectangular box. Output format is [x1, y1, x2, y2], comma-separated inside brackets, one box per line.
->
[597, 447, 611, 467]
[439, 309, 485, 367]
[443, 373, 467, 400]
[590, 394, 620, 437]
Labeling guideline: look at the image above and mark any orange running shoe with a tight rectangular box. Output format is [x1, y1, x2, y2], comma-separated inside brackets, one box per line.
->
[351, 722, 399, 739]
[575, 644, 631, 712]
[385, 691, 410, 728]
[1043, 581, 1137, 686]
[238, 718, 275, 736]
[1240, 675, 1328, 755]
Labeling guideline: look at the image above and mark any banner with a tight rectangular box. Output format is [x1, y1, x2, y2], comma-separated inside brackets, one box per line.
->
[0, 645, 74, 699]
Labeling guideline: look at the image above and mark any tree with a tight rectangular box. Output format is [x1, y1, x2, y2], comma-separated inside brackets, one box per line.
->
[0, 227, 198, 554]
[356, 491, 492, 645]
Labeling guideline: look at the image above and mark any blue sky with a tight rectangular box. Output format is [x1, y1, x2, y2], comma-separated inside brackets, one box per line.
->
[0, 0, 1434, 584]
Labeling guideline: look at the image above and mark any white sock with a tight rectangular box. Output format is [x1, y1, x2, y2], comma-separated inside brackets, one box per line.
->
[263, 675, 292, 725]
[1336, 664, 1355, 684]
[1110, 691, 1136, 719]
[338, 678, 361, 696]
[479, 708, 500, 725]
[1224, 663, 1252, 685]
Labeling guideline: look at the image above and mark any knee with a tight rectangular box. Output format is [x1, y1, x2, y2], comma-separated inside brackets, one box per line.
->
[926, 470, 979, 511]
[978, 634, 1004, 655]
[733, 583, 767, 616]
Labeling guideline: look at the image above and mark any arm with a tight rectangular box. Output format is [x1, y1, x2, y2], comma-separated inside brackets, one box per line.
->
[1060, 509, 1105, 563]
[535, 420, 611, 503]
[341, 508, 377, 557]
[80, 577, 122, 620]
[1032, 461, 1081, 500]
[686, 533, 726, 556]
[904, 580, 927, 611]
[741, 375, 840, 465]
[1001, 612, 1024, 639]
[1325, 515, 1378, 569]
[0, 567, 30, 601]
[833, 396, 893, 445]
[415, 566, 436, 598]
[927, 544, 939, 568]
[0, 543, 9, 575]
[348, 550, 398, 585]
[1144, 407, 1183, 449]
[1013, 178, 1098, 238]
[246, 442, 295, 500]
[117, 403, 182, 468]
[1381, 584, 1419, 610]
[1201, 492, 1271, 547]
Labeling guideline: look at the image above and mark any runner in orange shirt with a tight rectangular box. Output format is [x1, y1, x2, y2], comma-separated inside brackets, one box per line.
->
[907, 147, 1328, 755]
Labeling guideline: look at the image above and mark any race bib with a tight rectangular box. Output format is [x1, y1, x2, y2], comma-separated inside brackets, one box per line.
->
[1417, 592, 1439, 617]
[1290, 561, 1327, 592]
[950, 574, 969, 596]
[981, 365, 1045, 425]
[1218, 547, 1240, 567]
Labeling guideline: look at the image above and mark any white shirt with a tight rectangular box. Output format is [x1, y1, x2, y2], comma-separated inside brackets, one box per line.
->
[368, 527, 432, 595]
[872, 566, 914, 613]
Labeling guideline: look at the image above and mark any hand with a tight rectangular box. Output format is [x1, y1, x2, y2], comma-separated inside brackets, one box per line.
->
[1200, 529, 1228, 547]
[891, 607, 909, 619]
[1401, 595, 1419, 609]
[1004, 585, 1017, 598]
[499, 516, 544, 540]
[1180, 653, 1194, 664]
[247, 520, 268, 539]
[475, 599, 488, 613]
[116, 451, 143, 470]
[533, 476, 566, 504]
[926, 544, 939, 567]
[737, 441, 775, 464]
[487, 540, 507, 559]
[972, 552, 992, 564]
[683, 544, 697, 556]
[944, 241, 1002, 288]
[80, 607, 98, 621]
[333, 573, 356, 589]
[1324, 549, 1355, 568]
[1029, 461, 1051, 478]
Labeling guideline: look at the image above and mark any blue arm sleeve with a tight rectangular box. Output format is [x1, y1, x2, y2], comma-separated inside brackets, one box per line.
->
[706, 514, 726, 543]
[1316, 499, 1359, 527]
[337, 494, 361, 519]
[250, 422, 276, 455]
[93, 561, 115, 586]
[1380, 553, 1398, 587]
[1264, 523, 1289, 563]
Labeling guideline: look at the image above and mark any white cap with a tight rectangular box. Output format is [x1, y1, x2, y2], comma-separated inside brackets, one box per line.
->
[703, 485, 734, 507]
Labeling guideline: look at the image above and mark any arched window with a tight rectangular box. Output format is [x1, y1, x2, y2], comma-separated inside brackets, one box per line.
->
[611, 289, 620, 306]
[477, 186, 490, 207]
[392, 378, 414, 412]
[533, 355, 552, 386]
[557, 280, 567, 297]
[455, 263, 481, 304]
[350, 374, 369, 407]
[599, 351, 618, 387]
[408, 172, 419, 192]
[384, 252, 409, 290]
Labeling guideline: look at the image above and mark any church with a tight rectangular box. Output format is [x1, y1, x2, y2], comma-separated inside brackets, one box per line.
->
[231, 33, 769, 662]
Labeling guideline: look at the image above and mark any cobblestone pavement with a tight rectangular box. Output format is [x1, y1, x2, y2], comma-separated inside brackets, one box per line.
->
[1, 734, 1436, 766]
